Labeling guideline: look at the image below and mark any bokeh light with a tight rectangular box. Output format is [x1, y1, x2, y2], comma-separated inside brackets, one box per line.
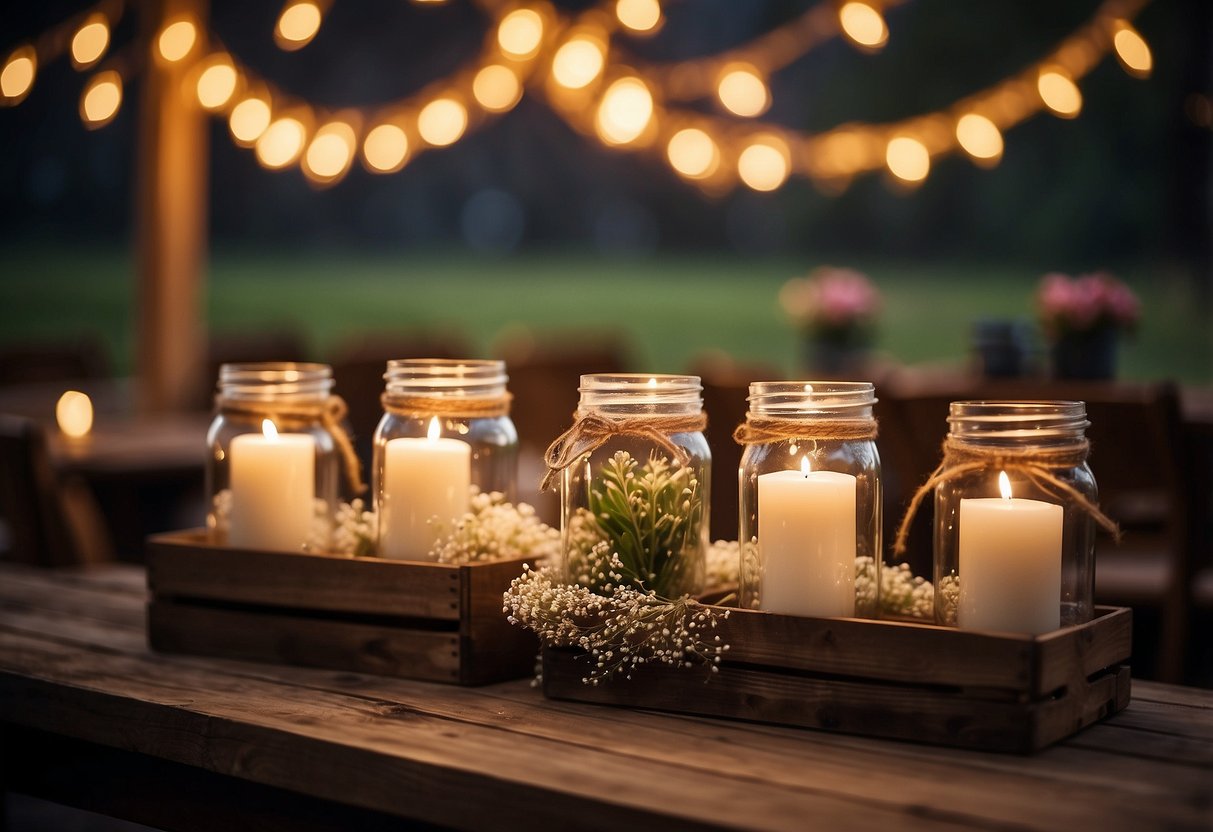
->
[616, 0, 661, 33]
[955, 114, 1004, 163]
[304, 121, 355, 183]
[276, 2, 323, 50]
[196, 55, 238, 111]
[737, 136, 789, 191]
[56, 391, 93, 438]
[363, 123, 409, 172]
[552, 36, 605, 90]
[595, 77, 653, 145]
[80, 70, 122, 128]
[71, 15, 110, 69]
[716, 65, 769, 118]
[1038, 70, 1082, 117]
[473, 64, 522, 112]
[886, 135, 930, 182]
[229, 96, 272, 145]
[158, 19, 198, 63]
[839, 2, 888, 49]
[497, 9, 544, 59]
[0, 46, 36, 105]
[255, 116, 307, 168]
[666, 128, 719, 179]
[1113, 23, 1152, 77]
[417, 97, 468, 146]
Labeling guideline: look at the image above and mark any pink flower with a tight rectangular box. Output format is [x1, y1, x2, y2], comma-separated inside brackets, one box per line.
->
[1035, 271, 1140, 337]
[780, 267, 881, 331]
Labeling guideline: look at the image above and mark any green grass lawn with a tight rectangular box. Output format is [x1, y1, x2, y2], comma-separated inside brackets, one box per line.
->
[1, 245, 1209, 384]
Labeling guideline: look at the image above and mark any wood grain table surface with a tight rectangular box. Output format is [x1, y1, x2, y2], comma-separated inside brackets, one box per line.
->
[0, 562, 1209, 832]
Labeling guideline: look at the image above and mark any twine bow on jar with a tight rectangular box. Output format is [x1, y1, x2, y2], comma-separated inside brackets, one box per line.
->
[541, 411, 708, 492]
[892, 437, 1121, 557]
[732, 414, 878, 446]
[216, 394, 366, 495]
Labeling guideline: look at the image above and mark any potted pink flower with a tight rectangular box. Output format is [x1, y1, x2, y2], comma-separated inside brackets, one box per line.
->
[780, 267, 881, 375]
[1036, 271, 1140, 380]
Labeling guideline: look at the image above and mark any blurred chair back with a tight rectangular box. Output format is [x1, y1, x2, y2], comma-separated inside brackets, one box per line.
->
[0, 415, 112, 566]
[0, 336, 110, 387]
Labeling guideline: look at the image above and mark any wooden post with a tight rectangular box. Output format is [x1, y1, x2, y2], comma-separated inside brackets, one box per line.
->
[134, 0, 208, 413]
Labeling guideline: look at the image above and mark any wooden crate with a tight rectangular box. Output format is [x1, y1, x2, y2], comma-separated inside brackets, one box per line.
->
[147, 530, 535, 685]
[543, 605, 1132, 753]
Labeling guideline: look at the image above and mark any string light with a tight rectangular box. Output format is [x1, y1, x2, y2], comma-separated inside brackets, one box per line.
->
[716, 64, 769, 118]
[1112, 21, 1152, 78]
[196, 54, 239, 110]
[1038, 69, 1082, 118]
[71, 14, 110, 69]
[737, 135, 789, 191]
[0, 46, 36, 105]
[303, 120, 356, 183]
[615, 0, 662, 34]
[80, 70, 122, 128]
[473, 64, 522, 112]
[256, 116, 307, 168]
[229, 95, 272, 145]
[363, 123, 409, 172]
[885, 135, 929, 182]
[666, 127, 719, 179]
[955, 113, 1003, 165]
[838, 2, 888, 50]
[497, 8, 544, 60]
[157, 18, 198, 63]
[417, 97, 467, 146]
[276, 1, 323, 51]
[551, 35, 605, 90]
[595, 76, 654, 145]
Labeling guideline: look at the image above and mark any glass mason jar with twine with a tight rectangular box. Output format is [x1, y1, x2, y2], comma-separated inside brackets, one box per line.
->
[543, 374, 710, 600]
[206, 362, 363, 552]
[373, 358, 517, 561]
[894, 400, 1117, 634]
[735, 381, 881, 617]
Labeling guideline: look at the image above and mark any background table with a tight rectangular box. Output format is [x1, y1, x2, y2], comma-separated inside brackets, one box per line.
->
[0, 563, 1209, 832]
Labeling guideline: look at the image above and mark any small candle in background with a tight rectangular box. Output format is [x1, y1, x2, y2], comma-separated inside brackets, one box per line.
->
[757, 455, 857, 618]
[55, 390, 93, 438]
[958, 471, 1063, 634]
[380, 416, 471, 560]
[228, 419, 316, 552]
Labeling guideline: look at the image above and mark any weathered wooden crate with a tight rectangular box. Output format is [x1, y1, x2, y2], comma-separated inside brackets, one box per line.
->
[543, 605, 1132, 753]
[147, 530, 535, 685]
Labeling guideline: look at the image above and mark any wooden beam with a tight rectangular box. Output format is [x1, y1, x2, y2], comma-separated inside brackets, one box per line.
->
[134, 0, 209, 413]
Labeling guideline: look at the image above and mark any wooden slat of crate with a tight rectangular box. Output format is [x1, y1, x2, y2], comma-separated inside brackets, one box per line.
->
[146, 530, 535, 685]
[542, 606, 1132, 752]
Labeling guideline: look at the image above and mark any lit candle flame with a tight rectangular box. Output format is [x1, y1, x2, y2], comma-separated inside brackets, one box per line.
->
[648, 377, 657, 387]
[262, 418, 279, 439]
[801, 456, 811, 477]
[998, 470, 1012, 500]
[427, 416, 441, 442]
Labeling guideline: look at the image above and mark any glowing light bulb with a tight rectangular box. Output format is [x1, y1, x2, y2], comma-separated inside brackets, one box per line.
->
[229, 96, 272, 144]
[1, 46, 36, 104]
[552, 36, 605, 89]
[497, 8, 544, 59]
[304, 121, 355, 182]
[196, 55, 238, 110]
[56, 391, 93, 438]
[1038, 70, 1082, 118]
[71, 15, 110, 69]
[1113, 22, 1152, 78]
[255, 117, 307, 169]
[839, 2, 888, 49]
[716, 65, 769, 118]
[417, 97, 467, 146]
[80, 71, 122, 128]
[737, 136, 789, 191]
[363, 123, 409, 172]
[955, 113, 1003, 163]
[158, 19, 197, 63]
[886, 135, 929, 182]
[666, 128, 719, 179]
[473, 64, 522, 112]
[276, 2, 323, 50]
[595, 76, 653, 145]
[616, 0, 661, 33]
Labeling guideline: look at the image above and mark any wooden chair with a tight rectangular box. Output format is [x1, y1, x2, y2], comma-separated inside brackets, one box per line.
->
[0, 336, 110, 387]
[881, 377, 1191, 682]
[0, 415, 113, 566]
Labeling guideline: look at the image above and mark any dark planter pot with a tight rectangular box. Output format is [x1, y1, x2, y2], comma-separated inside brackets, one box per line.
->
[803, 330, 870, 377]
[1051, 327, 1119, 380]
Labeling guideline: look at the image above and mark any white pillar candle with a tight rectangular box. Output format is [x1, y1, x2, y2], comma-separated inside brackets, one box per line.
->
[228, 419, 316, 552]
[758, 457, 857, 617]
[380, 417, 471, 561]
[958, 471, 1063, 634]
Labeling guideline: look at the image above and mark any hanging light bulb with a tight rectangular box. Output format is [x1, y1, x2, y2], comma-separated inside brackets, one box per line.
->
[497, 8, 544, 59]
[256, 116, 308, 169]
[303, 120, 356, 184]
[417, 97, 467, 146]
[666, 128, 719, 179]
[229, 95, 273, 145]
[473, 64, 522, 112]
[363, 123, 409, 173]
[838, 2, 888, 49]
[885, 135, 929, 182]
[157, 18, 198, 63]
[716, 64, 770, 118]
[0, 45, 36, 105]
[276, 1, 323, 51]
[595, 76, 653, 145]
[955, 114, 1003, 165]
[552, 36, 605, 90]
[737, 135, 790, 191]
[80, 70, 123, 128]
[615, 0, 662, 34]
[1038, 69, 1082, 118]
[196, 54, 239, 110]
[71, 14, 110, 70]
[1112, 21, 1152, 78]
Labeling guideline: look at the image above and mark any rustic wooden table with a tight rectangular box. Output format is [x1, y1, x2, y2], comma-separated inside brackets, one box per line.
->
[0, 563, 1209, 832]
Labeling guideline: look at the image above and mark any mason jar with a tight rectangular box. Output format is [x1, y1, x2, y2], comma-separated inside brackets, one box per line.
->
[933, 400, 1097, 633]
[374, 358, 518, 561]
[206, 362, 339, 552]
[558, 374, 710, 599]
[738, 381, 880, 618]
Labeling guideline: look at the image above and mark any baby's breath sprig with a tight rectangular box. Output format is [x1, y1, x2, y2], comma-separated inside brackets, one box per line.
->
[429, 489, 560, 566]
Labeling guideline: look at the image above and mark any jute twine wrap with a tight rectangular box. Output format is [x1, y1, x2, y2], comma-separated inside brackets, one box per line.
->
[217, 395, 366, 495]
[541, 411, 708, 492]
[379, 392, 512, 420]
[733, 416, 878, 445]
[892, 437, 1120, 557]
